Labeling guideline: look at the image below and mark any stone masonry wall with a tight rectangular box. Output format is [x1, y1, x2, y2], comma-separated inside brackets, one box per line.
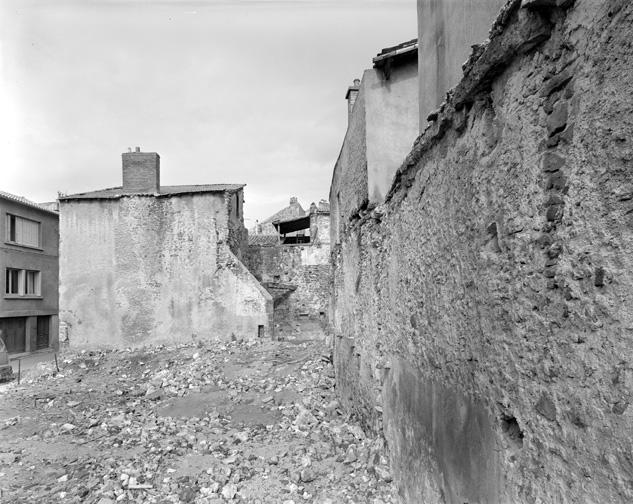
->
[245, 243, 330, 325]
[332, 1, 633, 503]
[60, 192, 272, 347]
[329, 84, 368, 246]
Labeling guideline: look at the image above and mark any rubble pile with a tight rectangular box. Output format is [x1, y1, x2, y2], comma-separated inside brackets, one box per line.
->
[0, 338, 397, 503]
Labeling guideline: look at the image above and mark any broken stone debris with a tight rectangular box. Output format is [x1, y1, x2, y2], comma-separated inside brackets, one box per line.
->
[0, 338, 396, 503]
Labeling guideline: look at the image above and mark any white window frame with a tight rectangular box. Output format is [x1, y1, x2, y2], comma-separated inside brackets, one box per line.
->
[5, 268, 41, 297]
[6, 213, 42, 249]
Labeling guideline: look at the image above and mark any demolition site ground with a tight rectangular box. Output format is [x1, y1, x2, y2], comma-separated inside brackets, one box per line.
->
[0, 336, 397, 504]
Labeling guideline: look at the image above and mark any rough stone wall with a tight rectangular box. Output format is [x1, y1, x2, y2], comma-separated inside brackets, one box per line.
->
[245, 243, 330, 324]
[227, 189, 248, 261]
[60, 192, 272, 347]
[332, 1, 633, 503]
[329, 82, 368, 246]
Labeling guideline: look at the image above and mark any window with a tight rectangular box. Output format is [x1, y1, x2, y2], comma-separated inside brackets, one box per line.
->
[6, 214, 41, 248]
[26, 270, 40, 295]
[5, 269, 20, 295]
[4, 268, 41, 297]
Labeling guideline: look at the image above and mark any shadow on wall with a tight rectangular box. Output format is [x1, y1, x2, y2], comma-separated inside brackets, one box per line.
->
[383, 360, 503, 504]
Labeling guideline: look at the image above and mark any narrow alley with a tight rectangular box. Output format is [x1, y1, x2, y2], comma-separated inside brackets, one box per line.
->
[0, 333, 396, 504]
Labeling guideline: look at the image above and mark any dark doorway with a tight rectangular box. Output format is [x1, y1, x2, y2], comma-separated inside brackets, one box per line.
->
[0, 317, 26, 353]
[258, 325, 265, 338]
[36, 316, 50, 350]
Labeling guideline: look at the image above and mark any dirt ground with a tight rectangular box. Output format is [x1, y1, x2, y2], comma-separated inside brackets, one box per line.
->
[0, 334, 397, 504]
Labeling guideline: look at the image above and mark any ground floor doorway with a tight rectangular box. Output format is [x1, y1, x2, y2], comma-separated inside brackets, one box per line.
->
[0, 317, 26, 353]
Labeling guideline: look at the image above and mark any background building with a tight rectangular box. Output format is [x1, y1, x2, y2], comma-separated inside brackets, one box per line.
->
[245, 198, 330, 339]
[329, 39, 419, 247]
[0, 191, 59, 354]
[417, 0, 506, 130]
[58, 148, 272, 347]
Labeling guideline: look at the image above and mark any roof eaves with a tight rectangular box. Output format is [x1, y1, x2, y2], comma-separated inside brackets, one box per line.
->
[372, 40, 418, 66]
[0, 190, 60, 215]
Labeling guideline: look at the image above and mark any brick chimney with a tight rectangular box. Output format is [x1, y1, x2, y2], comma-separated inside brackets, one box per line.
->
[122, 147, 160, 193]
[345, 78, 361, 121]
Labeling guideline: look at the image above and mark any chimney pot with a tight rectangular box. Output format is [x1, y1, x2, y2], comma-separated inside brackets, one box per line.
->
[346, 78, 361, 122]
[135, 146, 141, 153]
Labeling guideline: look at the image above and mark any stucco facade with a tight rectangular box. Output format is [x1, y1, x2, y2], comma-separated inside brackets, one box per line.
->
[329, 42, 418, 246]
[58, 151, 272, 348]
[417, 0, 506, 129]
[0, 191, 59, 354]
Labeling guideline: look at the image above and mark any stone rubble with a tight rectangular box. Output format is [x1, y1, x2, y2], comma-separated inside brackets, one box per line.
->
[0, 338, 397, 503]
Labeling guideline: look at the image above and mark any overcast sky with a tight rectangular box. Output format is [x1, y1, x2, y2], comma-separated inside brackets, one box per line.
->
[0, 0, 416, 224]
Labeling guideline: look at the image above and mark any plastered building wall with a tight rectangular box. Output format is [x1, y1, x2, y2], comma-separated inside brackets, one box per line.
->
[332, 1, 633, 502]
[417, 0, 506, 129]
[0, 198, 59, 352]
[60, 192, 272, 347]
[330, 64, 418, 246]
[365, 66, 419, 203]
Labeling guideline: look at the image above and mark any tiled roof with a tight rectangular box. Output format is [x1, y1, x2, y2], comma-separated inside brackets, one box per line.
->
[376, 38, 418, 57]
[373, 38, 418, 68]
[248, 234, 279, 247]
[58, 184, 245, 201]
[261, 201, 305, 225]
[0, 190, 60, 215]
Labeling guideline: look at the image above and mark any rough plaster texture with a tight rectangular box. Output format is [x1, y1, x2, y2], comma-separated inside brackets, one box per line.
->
[245, 243, 330, 323]
[329, 85, 368, 246]
[332, 1, 633, 502]
[60, 192, 272, 347]
[417, 0, 506, 130]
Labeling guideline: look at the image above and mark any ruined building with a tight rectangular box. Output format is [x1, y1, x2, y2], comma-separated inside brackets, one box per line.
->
[246, 198, 330, 338]
[58, 148, 272, 347]
[250, 196, 305, 236]
[331, 0, 633, 503]
[0, 191, 59, 354]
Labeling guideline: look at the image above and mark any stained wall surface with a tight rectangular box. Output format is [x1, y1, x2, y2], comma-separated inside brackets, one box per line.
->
[365, 66, 419, 203]
[332, 1, 633, 502]
[330, 64, 418, 245]
[417, 0, 506, 130]
[60, 192, 272, 347]
[329, 83, 368, 246]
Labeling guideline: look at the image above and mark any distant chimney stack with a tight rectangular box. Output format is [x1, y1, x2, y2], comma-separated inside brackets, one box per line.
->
[345, 78, 361, 122]
[122, 148, 160, 193]
[289, 196, 298, 205]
